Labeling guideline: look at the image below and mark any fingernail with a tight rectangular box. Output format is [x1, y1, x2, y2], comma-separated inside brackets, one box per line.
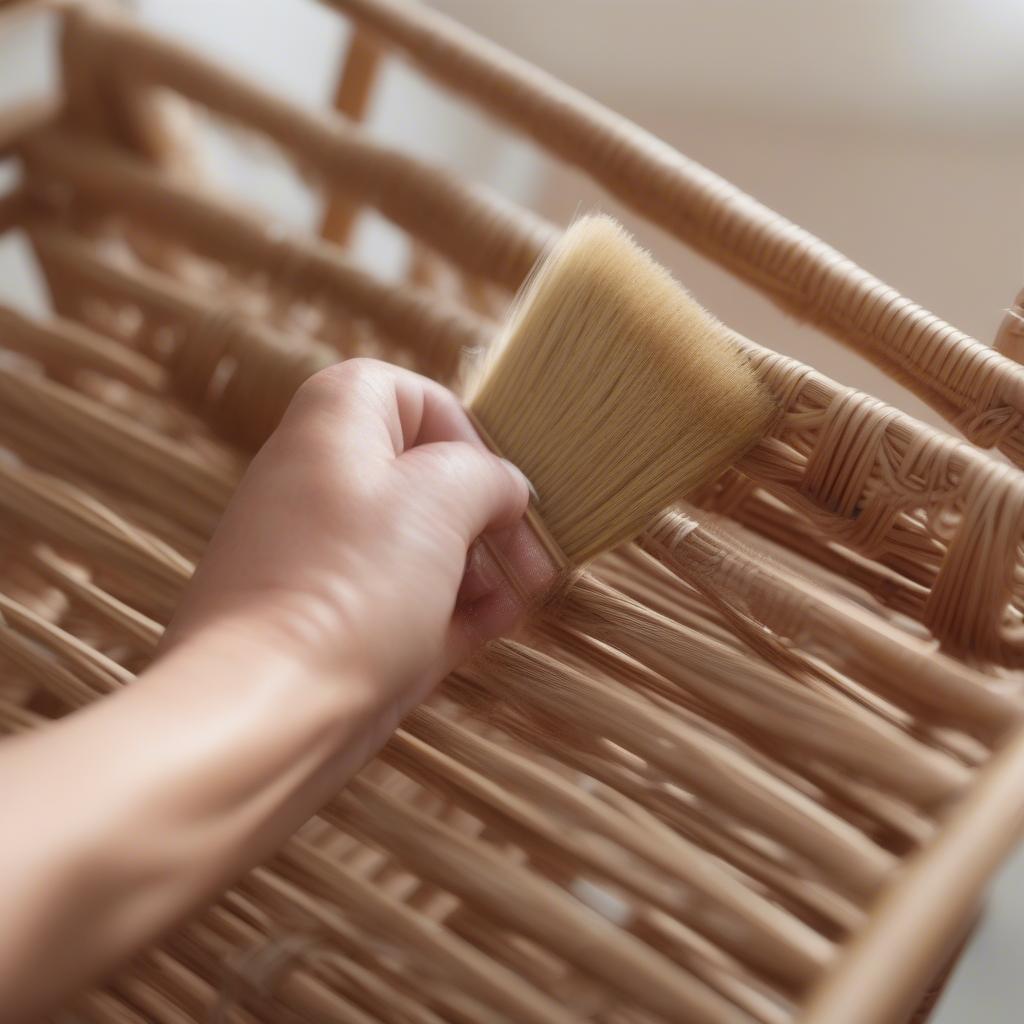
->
[500, 457, 538, 502]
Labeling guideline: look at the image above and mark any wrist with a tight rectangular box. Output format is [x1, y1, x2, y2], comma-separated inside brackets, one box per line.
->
[159, 599, 376, 733]
[167, 583, 440, 723]
[112, 607, 390, 876]
[159, 584, 434, 782]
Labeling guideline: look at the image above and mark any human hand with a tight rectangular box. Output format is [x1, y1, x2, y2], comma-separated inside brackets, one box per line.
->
[167, 357, 556, 719]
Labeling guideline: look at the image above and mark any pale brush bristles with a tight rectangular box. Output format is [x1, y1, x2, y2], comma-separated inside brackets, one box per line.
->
[467, 215, 777, 563]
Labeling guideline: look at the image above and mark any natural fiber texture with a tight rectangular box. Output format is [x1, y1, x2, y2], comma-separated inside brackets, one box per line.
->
[2, 2, 1023, 1023]
[468, 215, 776, 563]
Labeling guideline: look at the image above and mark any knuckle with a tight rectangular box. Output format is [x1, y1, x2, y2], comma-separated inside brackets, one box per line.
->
[435, 441, 487, 479]
[297, 358, 376, 402]
[288, 358, 394, 428]
[424, 445, 511, 508]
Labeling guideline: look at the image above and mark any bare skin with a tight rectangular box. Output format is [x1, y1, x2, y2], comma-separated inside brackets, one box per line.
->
[0, 359, 555, 1022]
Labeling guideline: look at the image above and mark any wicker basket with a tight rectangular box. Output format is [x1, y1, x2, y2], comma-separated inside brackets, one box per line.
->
[2, 1, 1024, 1021]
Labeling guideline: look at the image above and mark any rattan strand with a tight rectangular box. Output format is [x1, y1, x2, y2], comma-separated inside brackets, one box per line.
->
[320, 27, 385, 245]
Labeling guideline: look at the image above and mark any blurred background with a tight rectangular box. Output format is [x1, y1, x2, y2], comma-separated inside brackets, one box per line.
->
[2, 1, 1023, 1018]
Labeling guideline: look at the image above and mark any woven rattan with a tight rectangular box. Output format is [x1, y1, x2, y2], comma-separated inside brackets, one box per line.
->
[2, 1, 1024, 1022]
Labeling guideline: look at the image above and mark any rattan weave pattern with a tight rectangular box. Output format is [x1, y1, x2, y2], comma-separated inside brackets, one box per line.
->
[2, 2, 1023, 1022]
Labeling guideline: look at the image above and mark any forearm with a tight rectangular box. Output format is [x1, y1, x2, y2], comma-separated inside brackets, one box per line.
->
[0, 617, 385, 1022]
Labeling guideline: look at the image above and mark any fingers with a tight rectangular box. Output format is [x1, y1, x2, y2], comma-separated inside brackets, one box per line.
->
[448, 520, 560, 667]
[286, 359, 482, 458]
[456, 538, 508, 606]
[457, 522, 558, 608]
[400, 440, 531, 544]
[389, 368, 483, 450]
[282, 357, 558, 679]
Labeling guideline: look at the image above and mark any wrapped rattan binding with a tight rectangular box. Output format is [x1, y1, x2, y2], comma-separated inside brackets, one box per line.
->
[2, 1, 1024, 1021]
